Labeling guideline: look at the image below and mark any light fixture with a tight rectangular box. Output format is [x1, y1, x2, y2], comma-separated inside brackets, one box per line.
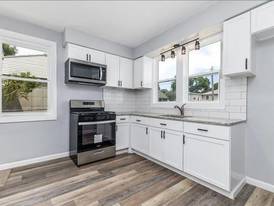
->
[171, 50, 175, 58]
[161, 54, 165, 62]
[181, 46, 186, 55]
[195, 40, 200, 50]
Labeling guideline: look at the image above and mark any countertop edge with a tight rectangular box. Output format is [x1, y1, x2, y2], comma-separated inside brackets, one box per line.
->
[115, 112, 246, 126]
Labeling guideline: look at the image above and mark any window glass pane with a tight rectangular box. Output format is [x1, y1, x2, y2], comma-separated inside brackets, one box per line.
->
[159, 57, 176, 81]
[188, 41, 221, 102]
[2, 43, 48, 80]
[2, 79, 47, 112]
[158, 80, 176, 102]
[188, 73, 219, 102]
[189, 41, 221, 76]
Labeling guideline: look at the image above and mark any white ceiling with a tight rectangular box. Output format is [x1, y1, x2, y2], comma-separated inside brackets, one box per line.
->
[0, 1, 217, 48]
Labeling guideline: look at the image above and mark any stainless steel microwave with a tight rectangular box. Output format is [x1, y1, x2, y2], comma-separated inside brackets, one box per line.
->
[65, 58, 107, 86]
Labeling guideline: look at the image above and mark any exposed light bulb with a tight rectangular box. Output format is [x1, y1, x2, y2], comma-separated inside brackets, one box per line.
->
[195, 40, 200, 50]
[181, 46, 186, 55]
[161, 54, 165, 62]
[171, 50, 175, 58]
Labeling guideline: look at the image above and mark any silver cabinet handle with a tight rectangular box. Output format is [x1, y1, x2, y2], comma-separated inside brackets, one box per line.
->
[140, 81, 143, 87]
[136, 119, 141, 122]
[160, 123, 167, 126]
[119, 118, 126, 121]
[163, 130, 165, 139]
[89, 54, 91, 62]
[245, 58, 248, 70]
[146, 127, 148, 135]
[86, 54, 89, 61]
[161, 130, 163, 139]
[183, 134, 186, 144]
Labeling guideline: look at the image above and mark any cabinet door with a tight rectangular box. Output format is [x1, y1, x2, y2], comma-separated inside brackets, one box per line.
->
[131, 124, 149, 155]
[149, 127, 163, 161]
[184, 133, 230, 191]
[66, 43, 90, 61]
[119, 57, 133, 89]
[133, 58, 143, 88]
[116, 123, 130, 150]
[142, 57, 153, 88]
[163, 130, 183, 170]
[223, 12, 252, 76]
[106, 54, 120, 87]
[89, 49, 106, 65]
[251, 2, 274, 34]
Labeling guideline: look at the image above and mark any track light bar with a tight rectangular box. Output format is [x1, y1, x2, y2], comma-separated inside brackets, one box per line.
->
[160, 38, 199, 61]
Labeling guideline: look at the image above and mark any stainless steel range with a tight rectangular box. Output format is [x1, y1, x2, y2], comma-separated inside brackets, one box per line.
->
[69, 100, 116, 166]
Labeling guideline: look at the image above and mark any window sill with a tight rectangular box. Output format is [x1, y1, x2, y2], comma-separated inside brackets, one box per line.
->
[0, 112, 57, 123]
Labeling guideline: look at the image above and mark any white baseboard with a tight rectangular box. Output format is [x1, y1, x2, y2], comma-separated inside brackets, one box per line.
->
[0, 152, 69, 170]
[246, 176, 274, 193]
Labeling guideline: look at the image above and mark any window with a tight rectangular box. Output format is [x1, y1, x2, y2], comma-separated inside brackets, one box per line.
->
[187, 40, 221, 103]
[0, 29, 57, 122]
[157, 57, 176, 102]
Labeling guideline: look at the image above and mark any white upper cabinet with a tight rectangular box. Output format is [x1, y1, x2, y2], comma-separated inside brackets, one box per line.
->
[106, 54, 120, 87]
[251, 1, 274, 40]
[134, 56, 153, 89]
[65, 43, 105, 64]
[223, 12, 255, 77]
[119, 57, 133, 89]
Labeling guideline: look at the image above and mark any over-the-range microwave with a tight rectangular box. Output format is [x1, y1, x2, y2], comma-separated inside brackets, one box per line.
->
[65, 58, 107, 86]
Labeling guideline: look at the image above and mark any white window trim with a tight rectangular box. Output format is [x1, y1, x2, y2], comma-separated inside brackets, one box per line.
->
[152, 51, 183, 108]
[152, 33, 225, 110]
[183, 33, 225, 110]
[0, 29, 57, 123]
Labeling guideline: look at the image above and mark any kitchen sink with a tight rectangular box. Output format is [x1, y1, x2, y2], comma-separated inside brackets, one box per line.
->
[160, 114, 190, 118]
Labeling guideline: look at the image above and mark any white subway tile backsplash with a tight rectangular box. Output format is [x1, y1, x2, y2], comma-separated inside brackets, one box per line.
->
[104, 77, 247, 120]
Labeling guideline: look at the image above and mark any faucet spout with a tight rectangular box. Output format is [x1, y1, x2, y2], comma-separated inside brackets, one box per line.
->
[174, 104, 186, 116]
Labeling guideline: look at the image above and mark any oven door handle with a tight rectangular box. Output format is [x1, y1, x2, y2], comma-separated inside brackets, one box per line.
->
[78, 120, 116, 126]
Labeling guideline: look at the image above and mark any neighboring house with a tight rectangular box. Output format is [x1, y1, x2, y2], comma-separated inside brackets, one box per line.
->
[189, 89, 218, 101]
[2, 55, 48, 112]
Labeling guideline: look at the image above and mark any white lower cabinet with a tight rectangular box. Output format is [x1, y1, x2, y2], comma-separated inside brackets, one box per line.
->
[116, 123, 130, 150]
[149, 127, 183, 170]
[131, 123, 149, 155]
[183, 133, 230, 191]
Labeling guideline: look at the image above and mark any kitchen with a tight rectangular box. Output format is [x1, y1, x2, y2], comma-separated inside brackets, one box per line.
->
[0, 1, 274, 205]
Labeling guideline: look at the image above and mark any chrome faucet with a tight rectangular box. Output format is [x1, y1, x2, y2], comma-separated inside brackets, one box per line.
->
[174, 104, 186, 116]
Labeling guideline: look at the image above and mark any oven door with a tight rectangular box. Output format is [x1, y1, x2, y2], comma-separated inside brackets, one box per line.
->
[68, 59, 106, 84]
[77, 120, 115, 152]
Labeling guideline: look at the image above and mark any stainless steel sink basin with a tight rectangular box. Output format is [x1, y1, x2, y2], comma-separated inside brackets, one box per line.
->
[160, 114, 190, 118]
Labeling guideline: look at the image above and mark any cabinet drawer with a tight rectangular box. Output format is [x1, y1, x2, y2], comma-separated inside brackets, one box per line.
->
[149, 118, 183, 132]
[131, 116, 150, 125]
[184, 122, 230, 140]
[116, 116, 130, 123]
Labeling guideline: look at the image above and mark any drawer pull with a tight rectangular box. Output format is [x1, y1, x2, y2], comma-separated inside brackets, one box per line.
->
[160, 123, 167, 126]
[120, 118, 126, 121]
[197, 128, 208, 132]
[183, 134, 186, 144]
[136, 119, 141, 122]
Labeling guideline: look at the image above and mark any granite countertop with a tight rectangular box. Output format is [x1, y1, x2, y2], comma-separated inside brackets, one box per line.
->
[116, 112, 246, 126]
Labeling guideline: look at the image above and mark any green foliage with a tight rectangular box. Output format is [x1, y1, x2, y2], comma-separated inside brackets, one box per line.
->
[189, 76, 211, 93]
[2, 43, 17, 56]
[2, 72, 42, 111]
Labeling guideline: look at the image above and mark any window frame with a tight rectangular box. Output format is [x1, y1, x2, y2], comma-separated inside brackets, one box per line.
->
[0, 29, 57, 123]
[152, 50, 183, 108]
[182, 34, 225, 109]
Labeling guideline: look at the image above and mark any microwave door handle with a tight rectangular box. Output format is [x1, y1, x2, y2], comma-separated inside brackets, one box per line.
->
[100, 67, 103, 80]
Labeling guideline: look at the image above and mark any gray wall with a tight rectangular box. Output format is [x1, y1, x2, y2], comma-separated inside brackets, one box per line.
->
[133, 1, 264, 58]
[246, 37, 274, 185]
[0, 15, 103, 164]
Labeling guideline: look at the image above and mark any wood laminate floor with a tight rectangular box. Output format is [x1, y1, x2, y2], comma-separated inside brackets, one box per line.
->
[0, 154, 273, 206]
